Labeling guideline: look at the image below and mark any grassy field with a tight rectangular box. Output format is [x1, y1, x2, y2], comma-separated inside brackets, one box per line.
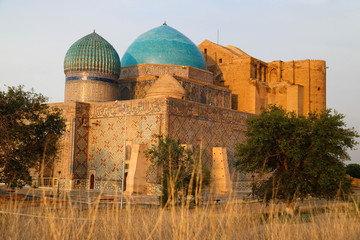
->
[0, 192, 360, 240]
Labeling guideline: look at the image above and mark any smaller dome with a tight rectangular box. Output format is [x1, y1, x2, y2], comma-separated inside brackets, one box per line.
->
[64, 31, 120, 77]
[146, 74, 186, 100]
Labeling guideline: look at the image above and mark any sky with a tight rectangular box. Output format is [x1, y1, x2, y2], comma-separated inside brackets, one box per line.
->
[0, 0, 359, 162]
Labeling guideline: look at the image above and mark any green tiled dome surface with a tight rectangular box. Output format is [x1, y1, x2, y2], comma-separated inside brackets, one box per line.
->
[64, 32, 120, 77]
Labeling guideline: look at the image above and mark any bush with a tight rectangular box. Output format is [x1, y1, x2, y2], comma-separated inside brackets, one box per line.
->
[346, 163, 360, 178]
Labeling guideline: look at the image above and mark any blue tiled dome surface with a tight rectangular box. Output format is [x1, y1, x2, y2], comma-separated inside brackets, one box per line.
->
[121, 25, 206, 70]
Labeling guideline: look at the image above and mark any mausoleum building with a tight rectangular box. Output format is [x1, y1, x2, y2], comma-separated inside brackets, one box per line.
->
[47, 23, 326, 195]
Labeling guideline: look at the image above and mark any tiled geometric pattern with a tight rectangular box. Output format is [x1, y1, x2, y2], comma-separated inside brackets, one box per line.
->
[167, 99, 251, 172]
[73, 103, 90, 179]
[89, 98, 168, 118]
[73, 120, 89, 179]
[87, 99, 168, 185]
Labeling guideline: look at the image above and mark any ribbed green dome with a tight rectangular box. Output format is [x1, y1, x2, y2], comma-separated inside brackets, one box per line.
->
[64, 31, 121, 77]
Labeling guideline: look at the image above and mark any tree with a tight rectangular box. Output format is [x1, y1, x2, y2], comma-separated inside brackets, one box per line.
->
[0, 86, 66, 188]
[235, 105, 358, 209]
[346, 163, 360, 179]
[146, 134, 210, 206]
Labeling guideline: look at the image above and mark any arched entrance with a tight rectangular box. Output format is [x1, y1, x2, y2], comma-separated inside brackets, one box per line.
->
[90, 174, 95, 190]
[120, 86, 130, 100]
[270, 69, 278, 83]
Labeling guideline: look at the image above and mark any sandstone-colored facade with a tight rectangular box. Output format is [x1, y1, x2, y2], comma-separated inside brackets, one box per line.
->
[198, 40, 326, 114]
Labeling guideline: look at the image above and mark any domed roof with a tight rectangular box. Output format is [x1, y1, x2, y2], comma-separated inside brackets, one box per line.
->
[64, 31, 121, 77]
[146, 74, 186, 100]
[121, 24, 206, 70]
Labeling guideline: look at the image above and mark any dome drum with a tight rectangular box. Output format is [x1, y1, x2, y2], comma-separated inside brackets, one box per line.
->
[65, 80, 120, 102]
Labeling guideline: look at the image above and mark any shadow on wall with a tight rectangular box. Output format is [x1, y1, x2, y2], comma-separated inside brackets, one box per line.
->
[203, 53, 238, 110]
[119, 53, 139, 101]
[203, 54, 224, 86]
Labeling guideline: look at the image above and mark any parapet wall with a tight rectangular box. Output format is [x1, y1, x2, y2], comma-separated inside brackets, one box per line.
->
[119, 75, 231, 108]
[120, 63, 213, 83]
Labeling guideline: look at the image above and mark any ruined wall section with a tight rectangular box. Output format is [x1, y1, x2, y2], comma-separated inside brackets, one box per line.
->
[199, 40, 326, 115]
[267, 60, 326, 113]
[199, 40, 270, 114]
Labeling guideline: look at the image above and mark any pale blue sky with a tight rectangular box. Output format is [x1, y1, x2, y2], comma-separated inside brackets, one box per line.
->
[0, 0, 359, 162]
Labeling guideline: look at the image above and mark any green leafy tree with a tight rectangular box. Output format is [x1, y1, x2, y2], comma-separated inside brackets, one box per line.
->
[0, 86, 66, 188]
[346, 163, 360, 179]
[146, 134, 210, 206]
[235, 105, 358, 209]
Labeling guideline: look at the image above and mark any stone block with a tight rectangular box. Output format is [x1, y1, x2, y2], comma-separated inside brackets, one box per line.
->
[125, 144, 148, 195]
[211, 147, 232, 194]
[287, 84, 304, 115]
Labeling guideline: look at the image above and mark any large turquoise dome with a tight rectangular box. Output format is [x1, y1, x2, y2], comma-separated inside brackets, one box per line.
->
[64, 31, 121, 77]
[121, 24, 206, 70]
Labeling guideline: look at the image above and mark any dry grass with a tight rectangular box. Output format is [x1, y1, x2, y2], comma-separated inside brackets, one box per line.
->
[0, 192, 360, 240]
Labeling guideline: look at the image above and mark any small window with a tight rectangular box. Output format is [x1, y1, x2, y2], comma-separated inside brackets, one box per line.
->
[264, 68, 267, 82]
[259, 66, 262, 81]
[201, 90, 206, 104]
[121, 86, 130, 100]
[318, 87, 321, 91]
[219, 58, 222, 63]
[204, 48, 207, 54]
[125, 145, 131, 160]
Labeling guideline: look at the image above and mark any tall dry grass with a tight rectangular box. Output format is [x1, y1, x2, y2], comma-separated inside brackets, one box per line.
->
[0, 191, 359, 240]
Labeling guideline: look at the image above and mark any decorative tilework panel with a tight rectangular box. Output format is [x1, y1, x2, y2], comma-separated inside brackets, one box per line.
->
[88, 111, 167, 183]
[73, 119, 89, 179]
[90, 99, 168, 118]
